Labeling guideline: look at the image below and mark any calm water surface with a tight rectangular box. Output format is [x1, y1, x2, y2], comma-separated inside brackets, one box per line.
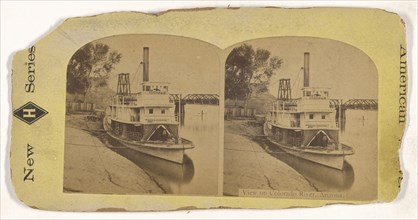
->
[264, 110, 377, 200]
[341, 110, 377, 200]
[106, 104, 220, 196]
[169, 104, 219, 195]
[101, 106, 376, 199]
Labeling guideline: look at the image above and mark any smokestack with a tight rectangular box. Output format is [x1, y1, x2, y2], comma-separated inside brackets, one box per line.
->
[143, 47, 149, 82]
[303, 52, 310, 87]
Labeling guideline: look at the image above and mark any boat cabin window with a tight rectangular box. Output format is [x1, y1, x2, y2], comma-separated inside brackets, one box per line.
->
[149, 109, 153, 114]
[309, 114, 314, 119]
[303, 89, 329, 98]
[143, 84, 169, 92]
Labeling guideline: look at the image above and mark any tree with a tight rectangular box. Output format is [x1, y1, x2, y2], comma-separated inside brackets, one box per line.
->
[225, 44, 282, 109]
[67, 42, 122, 104]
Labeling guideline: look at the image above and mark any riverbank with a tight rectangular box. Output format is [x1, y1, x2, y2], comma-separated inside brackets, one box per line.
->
[63, 114, 167, 194]
[224, 119, 316, 196]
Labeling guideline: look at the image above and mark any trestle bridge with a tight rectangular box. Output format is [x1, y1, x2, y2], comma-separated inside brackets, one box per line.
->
[169, 94, 219, 124]
[169, 94, 220, 105]
[330, 99, 378, 110]
[329, 99, 378, 131]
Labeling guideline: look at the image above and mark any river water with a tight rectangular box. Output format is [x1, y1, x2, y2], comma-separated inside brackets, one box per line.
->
[262, 110, 377, 200]
[97, 106, 375, 199]
[169, 104, 220, 195]
[137, 108, 376, 198]
[105, 104, 220, 196]
[340, 110, 378, 200]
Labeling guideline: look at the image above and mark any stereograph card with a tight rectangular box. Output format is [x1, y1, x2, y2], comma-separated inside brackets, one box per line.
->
[9, 8, 406, 211]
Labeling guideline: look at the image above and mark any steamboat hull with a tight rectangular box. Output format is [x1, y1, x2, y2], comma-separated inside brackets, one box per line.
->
[104, 117, 194, 164]
[264, 122, 352, 170]
[120, 139, 190, 164]
[267, 139, 345, 170]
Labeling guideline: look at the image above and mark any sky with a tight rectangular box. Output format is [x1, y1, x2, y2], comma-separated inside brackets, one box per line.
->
[225, 37, 379, 100]
[77, 35, 377, 101]
[94, 34, 221, 96]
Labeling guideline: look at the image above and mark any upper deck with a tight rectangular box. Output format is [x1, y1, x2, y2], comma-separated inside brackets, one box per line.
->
[301, 87, 330, 100]
[269, 87, 337, 130]
[141, 82, 169, 94]
[272, 87, 333, 113]
[110, 82, 174, 108]
[268, 53, 338, 130]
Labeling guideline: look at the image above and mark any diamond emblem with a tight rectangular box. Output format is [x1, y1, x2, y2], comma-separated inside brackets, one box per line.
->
[13, 102, 48, 125]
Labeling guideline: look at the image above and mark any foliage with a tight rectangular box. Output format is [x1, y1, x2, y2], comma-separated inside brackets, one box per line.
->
[67, 42, 122, 99]
[225, 44, 282, 104]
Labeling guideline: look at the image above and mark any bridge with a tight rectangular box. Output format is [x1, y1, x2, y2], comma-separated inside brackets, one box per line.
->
[169, 94, 219, 125]
[169, 94, 220, 105]
[329, 99, 378, 131]
[330, 99, 378, 110]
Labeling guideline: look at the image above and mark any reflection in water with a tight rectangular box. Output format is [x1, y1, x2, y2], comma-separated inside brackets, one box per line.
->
[176, 105, 219, 195]
[95, 131, 194, 188]
[250, 110, 376, 200]
[340, 110, 377, 199]
[95, 104, 219, 195]
[112, 148, 195, 184]
[258, 137, 355, 191]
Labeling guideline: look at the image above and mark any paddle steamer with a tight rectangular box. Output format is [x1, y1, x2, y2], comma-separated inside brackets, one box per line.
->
[104, 47, 194, 164]
[264, 52, 354, 170]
